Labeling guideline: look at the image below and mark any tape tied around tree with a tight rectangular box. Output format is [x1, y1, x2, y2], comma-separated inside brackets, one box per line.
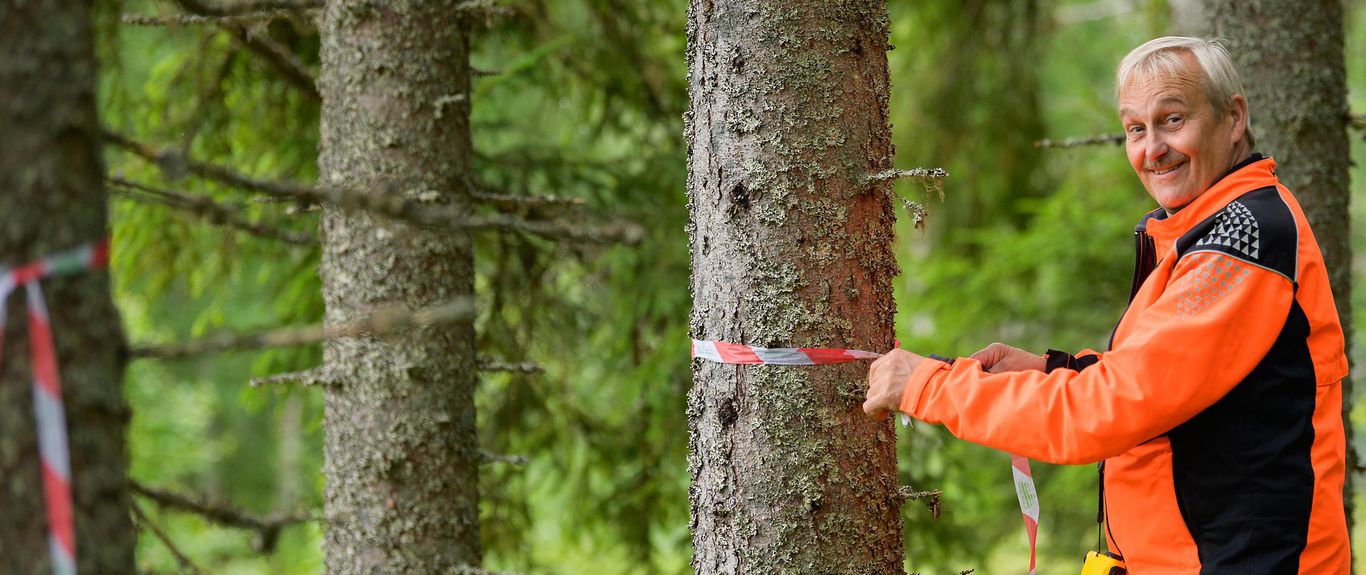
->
[691, 338, 1041, 574]
[1, 239, 110, 575]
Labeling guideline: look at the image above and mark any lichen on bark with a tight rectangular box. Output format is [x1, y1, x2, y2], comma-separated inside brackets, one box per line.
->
[317, 0, 480, 572]
[0, 0, 135, 571]
[686, 0, 905, 572]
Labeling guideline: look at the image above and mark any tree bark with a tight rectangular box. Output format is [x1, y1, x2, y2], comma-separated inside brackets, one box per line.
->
[0, 0, 135, 572]
[685, 1, 905, 572]
[1198, 0, 1355, 532]
[317, 1, 480, 572]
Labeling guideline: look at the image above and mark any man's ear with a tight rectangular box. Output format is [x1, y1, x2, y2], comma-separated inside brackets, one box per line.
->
[1228, 94, 1249, 144]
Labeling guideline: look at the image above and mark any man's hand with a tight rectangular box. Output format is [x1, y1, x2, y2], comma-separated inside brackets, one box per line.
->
[863, 348, 925, 419]
[969, 342, 1044, 373]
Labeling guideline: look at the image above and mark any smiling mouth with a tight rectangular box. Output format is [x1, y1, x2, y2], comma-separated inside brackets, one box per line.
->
[1151, 162, 1185, 176]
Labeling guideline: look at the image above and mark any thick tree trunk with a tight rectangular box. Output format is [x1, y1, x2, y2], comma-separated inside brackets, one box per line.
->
[685, 1, 905, 572]
[317, 1, 480, 572]
[0, 0, 135, 572]
[1199, 0, 1355, 532]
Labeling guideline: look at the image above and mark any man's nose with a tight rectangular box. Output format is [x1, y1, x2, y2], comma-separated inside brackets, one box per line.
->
[1145, 131, 1169, 164]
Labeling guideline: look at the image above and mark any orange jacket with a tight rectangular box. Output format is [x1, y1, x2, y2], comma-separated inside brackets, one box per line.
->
[900, 156, 1349, 573]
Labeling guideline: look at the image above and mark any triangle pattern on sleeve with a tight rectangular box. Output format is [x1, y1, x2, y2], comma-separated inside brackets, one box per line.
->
[1194, 200, 1260, 260]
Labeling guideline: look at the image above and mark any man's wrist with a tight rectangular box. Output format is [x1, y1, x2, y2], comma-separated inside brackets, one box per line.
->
[899, 358, 953, 416]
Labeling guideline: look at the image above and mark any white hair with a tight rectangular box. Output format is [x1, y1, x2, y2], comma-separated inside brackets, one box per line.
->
[1116, 36, 1255, 148]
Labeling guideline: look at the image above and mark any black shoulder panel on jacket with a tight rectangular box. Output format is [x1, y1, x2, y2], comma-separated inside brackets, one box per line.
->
[1175, 186, 1298, 283]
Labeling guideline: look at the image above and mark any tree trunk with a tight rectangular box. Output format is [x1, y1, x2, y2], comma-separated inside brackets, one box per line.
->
[0, 0, 135, 572]
[1198, 0, 1355, 533]
[685, 1, 905, 572]
[317, 1, 480, 572]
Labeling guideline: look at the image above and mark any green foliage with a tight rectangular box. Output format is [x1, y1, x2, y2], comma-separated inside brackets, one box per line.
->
[98, 0, 1366, 573]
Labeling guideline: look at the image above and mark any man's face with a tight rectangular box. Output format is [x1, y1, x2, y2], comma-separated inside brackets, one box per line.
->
[1118, 55, 1244, 211]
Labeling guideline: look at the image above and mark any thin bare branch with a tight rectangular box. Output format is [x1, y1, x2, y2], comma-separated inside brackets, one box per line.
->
[1034, 133, 1125, 148]
[472, 191, 585, 209]
[456, 0, 516, 23]
[1056, 0, 1134, 24]
[131, 299, 476, 360]
[249, 366, 332, 387]
[867, 167, 949, 183]
[109, 176, 315, 245]
[122, 8, 316, 26]
[170, 0, 319, 16]
[477, 358, 544, 374]
[454, 566, 523, 575]
[130, 480, 316, 553]
[131, 502, 208, 574]
[478, 450, 529, 466]
[459, 214, 644, 243]
[1348, 113, 1366, 139]
[898, 485, 943, 520]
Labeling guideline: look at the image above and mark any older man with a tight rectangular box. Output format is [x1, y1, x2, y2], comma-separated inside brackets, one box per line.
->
[865, 37, 1350, 572]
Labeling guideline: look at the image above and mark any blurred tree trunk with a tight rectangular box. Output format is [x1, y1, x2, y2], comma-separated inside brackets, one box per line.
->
[685, 1, 905, 572]
[1198, 0, 1354, 531]
[316, 1, 480, 572]
[0, 0, 135, 572]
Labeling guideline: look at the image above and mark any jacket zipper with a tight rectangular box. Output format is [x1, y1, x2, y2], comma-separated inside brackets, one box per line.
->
[1107, 229, 1157, 350]
[1099, 226, 1156, 559]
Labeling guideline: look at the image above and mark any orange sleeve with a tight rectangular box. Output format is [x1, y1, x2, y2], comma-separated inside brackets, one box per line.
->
[900, 252, 1293, 465]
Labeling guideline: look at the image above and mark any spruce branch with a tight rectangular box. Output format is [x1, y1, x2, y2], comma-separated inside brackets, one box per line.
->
[171, 0, 320, 100]
[130, 480, 317, 553]
[1033, 133, 1125, 148]
[178, 48, 240, 154]
[106, 131, 644, 244]
[131, 299, 476, 360]
[108, 176, 315, 245]
[251, 357, 541, 386]
[131, 502, 207, 574]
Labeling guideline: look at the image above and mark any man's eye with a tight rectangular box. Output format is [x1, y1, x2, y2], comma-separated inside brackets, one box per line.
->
[1166, 115, 1182, 125]
[1127, 125, 1144, 135]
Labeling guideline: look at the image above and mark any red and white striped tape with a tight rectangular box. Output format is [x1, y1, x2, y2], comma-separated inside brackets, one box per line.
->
[1012, 454, 1040, 575]
[1, 239, 110, 575]
[690, 338, 883, 365]
[691, 338, 1041, 573]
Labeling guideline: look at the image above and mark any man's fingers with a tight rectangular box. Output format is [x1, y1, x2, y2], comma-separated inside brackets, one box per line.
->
[970, 342, 1006, 368]
[862, 397, 884, 418]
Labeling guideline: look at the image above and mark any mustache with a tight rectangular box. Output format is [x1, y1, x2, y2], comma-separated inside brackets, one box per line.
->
[1143, 154, 1188, 171]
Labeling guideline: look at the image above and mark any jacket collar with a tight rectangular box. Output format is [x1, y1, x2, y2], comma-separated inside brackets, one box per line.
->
[1145, 154, 1277, 241]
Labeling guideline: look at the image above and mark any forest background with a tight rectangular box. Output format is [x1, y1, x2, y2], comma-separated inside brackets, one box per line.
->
[90, 0, 1366, 573]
